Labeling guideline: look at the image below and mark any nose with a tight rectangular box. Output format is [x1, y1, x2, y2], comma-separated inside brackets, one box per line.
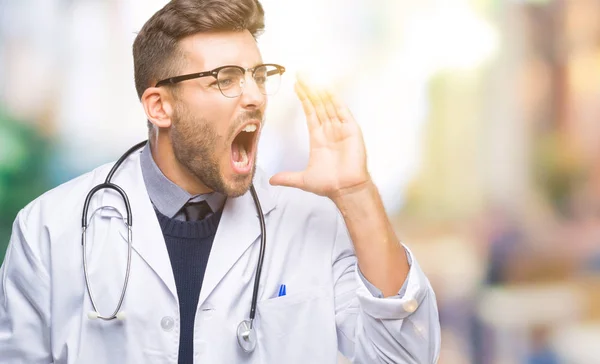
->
[239, 72, 266, 109]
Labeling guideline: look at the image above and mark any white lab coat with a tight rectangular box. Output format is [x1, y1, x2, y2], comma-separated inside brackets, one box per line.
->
[0, 149, 440, 364]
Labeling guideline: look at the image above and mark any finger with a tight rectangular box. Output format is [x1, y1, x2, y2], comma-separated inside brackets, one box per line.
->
[297, 76, 329, 124]
[269, 171, 306, 190]
[326, 89, 354, 123]
[311, 89, 330, 125]
[294, 83, 320, 130]
[321, 88, 341, 123]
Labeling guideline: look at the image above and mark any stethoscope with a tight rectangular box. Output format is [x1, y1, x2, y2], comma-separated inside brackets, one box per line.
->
[82, 140, 266, 353]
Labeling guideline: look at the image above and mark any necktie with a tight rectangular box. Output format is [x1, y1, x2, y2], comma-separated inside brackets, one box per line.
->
[183, 201, 212, 221]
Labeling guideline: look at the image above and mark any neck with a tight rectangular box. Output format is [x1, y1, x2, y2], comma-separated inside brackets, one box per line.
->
[149, 130, 212, 195]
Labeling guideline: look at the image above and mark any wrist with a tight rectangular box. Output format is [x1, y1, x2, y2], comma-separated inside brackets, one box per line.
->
[331, 179, 376, 212]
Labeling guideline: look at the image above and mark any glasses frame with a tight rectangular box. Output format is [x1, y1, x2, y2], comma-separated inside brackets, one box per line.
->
[154, 63, 286, 98]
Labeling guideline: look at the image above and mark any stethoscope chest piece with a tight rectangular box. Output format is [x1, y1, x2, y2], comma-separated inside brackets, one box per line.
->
[237, 319, 257, 353]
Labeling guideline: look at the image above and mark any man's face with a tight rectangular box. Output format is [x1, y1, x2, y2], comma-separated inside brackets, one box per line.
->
[169, 30, 267, 197]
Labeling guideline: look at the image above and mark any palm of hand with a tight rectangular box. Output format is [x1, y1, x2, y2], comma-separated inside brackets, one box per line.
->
[270, 77, 370, 198]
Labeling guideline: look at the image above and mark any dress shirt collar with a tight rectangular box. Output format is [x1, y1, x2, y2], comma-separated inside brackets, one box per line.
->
[139, 143, 226, 218]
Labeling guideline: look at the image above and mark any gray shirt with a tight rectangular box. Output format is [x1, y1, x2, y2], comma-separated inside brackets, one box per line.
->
[139, 144, 226, 221]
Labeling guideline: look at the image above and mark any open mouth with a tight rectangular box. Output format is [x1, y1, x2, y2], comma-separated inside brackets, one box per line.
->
[231, 122, 259, 174]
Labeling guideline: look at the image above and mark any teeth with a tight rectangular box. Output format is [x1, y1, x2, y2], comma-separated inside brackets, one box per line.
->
[242, 124, 257, 132]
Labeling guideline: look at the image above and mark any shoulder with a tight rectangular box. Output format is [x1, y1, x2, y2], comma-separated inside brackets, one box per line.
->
[17, 161, 116, 231]
[253, 168, 341, 225]
[251, 170, 349, 267]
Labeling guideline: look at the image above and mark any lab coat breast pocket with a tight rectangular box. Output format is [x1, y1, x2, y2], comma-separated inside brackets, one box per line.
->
[256, 285, 337, 363]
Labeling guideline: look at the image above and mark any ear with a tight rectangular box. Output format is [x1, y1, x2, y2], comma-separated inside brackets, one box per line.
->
[141, 86, 175, 129]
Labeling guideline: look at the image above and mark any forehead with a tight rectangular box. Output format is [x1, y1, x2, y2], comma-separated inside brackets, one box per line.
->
[178, 30, 263, 71]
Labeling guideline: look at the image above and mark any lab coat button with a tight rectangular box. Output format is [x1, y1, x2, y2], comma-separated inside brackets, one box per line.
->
[403, 298, 419, 313]
[161, 316, 175, 331]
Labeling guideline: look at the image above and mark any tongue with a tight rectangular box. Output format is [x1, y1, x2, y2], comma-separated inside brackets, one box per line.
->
[232, 142, 241, 162]
[232, 142, 249, 164]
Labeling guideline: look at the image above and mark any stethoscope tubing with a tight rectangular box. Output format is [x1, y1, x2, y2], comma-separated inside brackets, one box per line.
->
[81, 140, 266, 352]
[248, 185, 266, 325]
[81, 140, 142, 320]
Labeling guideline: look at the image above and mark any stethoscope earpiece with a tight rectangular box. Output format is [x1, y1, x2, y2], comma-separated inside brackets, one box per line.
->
[81, 143, 143, 325]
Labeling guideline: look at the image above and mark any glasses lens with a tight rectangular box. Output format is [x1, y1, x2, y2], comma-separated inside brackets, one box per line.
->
[254, 65, 282, 96]
[217, 67, 245, 98]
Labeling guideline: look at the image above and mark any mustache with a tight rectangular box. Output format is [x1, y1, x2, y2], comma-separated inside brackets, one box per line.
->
[237, 109, 263, 125]
[228, 109, 264, 141]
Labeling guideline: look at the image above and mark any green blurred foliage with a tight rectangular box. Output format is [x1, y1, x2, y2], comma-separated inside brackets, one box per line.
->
[0, 108, 53, 261]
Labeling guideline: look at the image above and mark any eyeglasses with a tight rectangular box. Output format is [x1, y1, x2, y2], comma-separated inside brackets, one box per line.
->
[155, 63, 286, 98]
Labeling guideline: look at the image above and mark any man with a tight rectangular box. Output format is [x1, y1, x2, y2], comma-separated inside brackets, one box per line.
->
[0, 0, 441, 363]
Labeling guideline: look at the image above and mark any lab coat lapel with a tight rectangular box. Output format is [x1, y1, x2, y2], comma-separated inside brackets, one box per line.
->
[198, 174, 276, 307]
[99, 150, 178, 300]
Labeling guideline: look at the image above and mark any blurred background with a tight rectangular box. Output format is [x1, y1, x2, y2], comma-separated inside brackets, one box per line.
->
[1, 0, 600, 362]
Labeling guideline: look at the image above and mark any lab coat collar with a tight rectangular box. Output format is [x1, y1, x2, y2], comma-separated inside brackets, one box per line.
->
[98, 148, 277, 303]
[198, 168, 276, 307]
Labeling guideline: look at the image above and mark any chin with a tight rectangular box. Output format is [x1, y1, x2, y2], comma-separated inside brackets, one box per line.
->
[221, 171, 255, 198]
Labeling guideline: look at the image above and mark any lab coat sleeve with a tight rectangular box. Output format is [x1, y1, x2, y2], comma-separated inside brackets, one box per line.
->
[357, 250, 412, 298]
[0, 210, 52, 363]
[332, 214, 441, 363]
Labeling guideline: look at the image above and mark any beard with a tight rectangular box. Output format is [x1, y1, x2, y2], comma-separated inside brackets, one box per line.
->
[170, 103, 260, 197]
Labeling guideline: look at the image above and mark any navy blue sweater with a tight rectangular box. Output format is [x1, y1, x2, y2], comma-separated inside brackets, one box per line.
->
[155, 208, 222, 364]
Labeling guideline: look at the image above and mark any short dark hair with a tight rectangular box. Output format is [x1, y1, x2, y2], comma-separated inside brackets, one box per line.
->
[132, 0, 265, 100]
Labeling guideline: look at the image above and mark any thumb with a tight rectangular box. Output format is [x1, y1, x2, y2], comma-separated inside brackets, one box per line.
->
[269, 171, 306, 189]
